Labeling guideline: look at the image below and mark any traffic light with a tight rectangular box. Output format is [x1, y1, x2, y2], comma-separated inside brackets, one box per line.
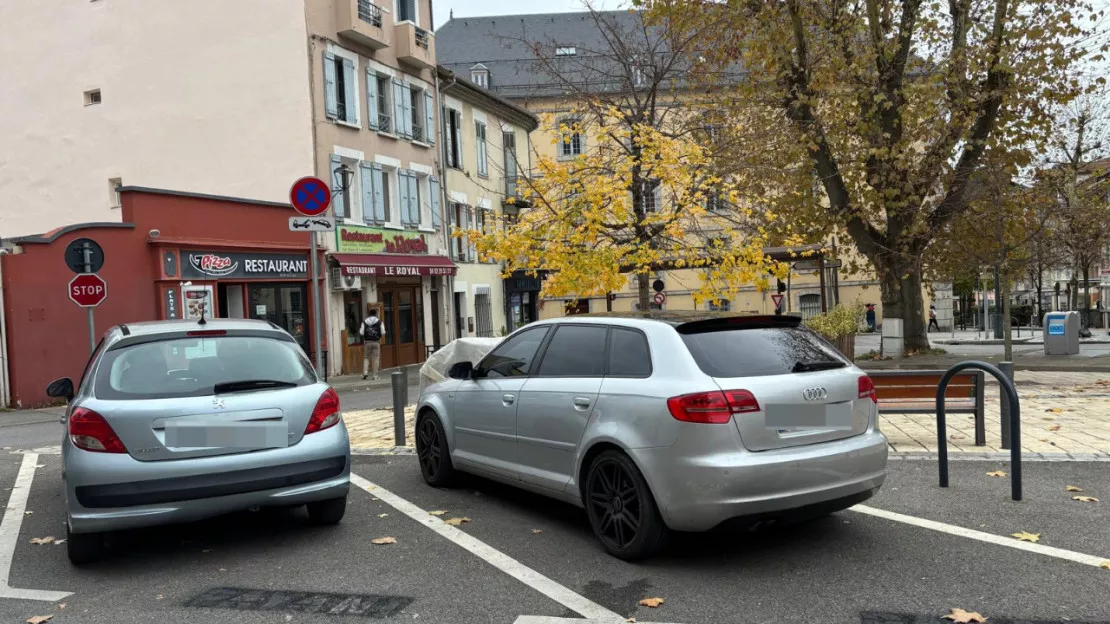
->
[777, 279, 787, 294]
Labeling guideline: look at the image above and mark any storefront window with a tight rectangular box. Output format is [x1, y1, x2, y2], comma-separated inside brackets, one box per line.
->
[249, 284, 308, 349]
[398, 289, 414, 344]
[344, 292, 364, 346]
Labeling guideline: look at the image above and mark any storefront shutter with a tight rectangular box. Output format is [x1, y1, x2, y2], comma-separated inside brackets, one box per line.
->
[430, 177, 441, 229]
[359, 161, 375, 224]
[342, 57, 357, 124]
[330, 154, 345, 218]
[366, 70, 379, 130]
[392, 79, 406, 138]
[371, 163, 385, 222]
[323, 52, 338, 120]
[424, 91, 436, 145]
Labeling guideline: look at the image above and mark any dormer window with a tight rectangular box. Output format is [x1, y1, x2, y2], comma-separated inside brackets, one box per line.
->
[555, 46, 576, 56]
[470, 63, 490, 88]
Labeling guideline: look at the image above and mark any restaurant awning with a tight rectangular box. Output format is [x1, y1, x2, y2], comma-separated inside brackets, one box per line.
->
[330, 253, 458, 277]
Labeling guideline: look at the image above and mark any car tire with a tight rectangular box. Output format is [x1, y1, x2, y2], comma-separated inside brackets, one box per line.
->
[66, 524, 104, 565]
[416, 410, 456, 487]
[583, 450, 668, 561]
[306, 496, 347, 525]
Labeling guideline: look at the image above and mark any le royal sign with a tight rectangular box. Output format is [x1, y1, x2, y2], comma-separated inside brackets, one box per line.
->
[336, 225, 429, 255]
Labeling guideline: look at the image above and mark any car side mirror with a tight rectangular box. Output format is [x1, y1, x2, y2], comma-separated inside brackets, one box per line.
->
[448, 361, 474, 380]
[46, 377, 75, 401]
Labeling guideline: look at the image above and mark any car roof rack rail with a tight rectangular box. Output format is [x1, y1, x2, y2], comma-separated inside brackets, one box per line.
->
[267, 321, 282, 331]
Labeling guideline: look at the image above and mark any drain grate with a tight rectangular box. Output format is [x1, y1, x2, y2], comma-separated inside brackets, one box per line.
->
[862, 612, 1110, 624]
[185, 587, 414, 618]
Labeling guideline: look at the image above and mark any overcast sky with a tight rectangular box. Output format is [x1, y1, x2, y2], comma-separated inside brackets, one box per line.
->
[433, 0, 624, 29]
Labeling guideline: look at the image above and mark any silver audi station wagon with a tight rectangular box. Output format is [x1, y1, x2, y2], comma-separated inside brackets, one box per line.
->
[46, 319, 351, 564]
[415, 312, 887, 559]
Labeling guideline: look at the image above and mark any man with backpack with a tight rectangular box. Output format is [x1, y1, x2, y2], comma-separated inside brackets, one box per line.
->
[362, 304, 385, 380]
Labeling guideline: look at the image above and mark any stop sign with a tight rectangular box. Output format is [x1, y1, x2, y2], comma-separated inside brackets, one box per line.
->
[68, 273, 108, 308]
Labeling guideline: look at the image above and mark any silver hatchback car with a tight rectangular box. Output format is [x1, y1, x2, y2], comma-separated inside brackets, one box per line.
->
[46, 318, 351, 564]
[416, 312, 887, 559]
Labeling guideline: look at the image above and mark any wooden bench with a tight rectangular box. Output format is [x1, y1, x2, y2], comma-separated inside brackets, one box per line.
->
[870, 369, 987, 446]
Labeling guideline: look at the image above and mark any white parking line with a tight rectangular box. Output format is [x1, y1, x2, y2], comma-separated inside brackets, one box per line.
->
[851, 504, 1110, 569]
[350, 473, 625, 623]
[0, 453, 73, 602]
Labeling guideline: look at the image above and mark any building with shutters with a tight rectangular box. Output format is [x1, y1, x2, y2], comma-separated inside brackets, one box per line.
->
[436, 66, 539, 340]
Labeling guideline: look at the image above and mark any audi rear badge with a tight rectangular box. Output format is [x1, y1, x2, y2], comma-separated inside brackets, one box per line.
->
[802, 387, 828, 401]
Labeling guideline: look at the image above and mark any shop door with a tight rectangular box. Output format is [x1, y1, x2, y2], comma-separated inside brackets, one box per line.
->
[248, 283, 309, 354]
[379, 286, 422, 368]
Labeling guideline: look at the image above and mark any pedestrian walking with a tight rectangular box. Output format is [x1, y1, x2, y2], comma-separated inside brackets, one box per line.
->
[865, 304, 876, 333]
[362, 304, 385, 380]
[928, 304, 940, 332]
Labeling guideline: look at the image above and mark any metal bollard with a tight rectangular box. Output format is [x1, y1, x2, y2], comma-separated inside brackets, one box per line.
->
[391, 371, 406, 447]
[999, 361, 1014, 450]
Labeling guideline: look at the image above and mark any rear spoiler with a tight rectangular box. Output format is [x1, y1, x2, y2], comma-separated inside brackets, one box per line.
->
[675, 314, 802, 335]
[106, 328, 297, 351]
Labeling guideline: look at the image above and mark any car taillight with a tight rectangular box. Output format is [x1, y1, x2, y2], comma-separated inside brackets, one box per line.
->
[305, 388, 341, 434]
[667, 390, 761, 424]
[69, 407, 127, 453]
[858, 376, 878, 403]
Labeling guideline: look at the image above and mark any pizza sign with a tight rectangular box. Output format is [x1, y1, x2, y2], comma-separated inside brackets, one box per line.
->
[190, 254, 239, 277]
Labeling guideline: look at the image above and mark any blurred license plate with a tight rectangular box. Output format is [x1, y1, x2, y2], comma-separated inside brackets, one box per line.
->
[765, 402, 853, 431]
[165, 419, 288, 449]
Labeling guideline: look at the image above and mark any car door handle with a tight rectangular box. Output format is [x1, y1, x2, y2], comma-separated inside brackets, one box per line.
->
[573, 397, 592, 409]
[502, 394, 516, 405]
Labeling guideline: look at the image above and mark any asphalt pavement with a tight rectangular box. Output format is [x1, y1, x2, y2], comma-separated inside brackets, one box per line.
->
[2, 450, 1109, 624]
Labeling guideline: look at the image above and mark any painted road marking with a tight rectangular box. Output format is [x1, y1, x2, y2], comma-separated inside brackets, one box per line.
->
[350, 473, 624, 623]
[0, 453, 73, 602]
[851, 505, 1110, 569]
[514, 618, 687, 624]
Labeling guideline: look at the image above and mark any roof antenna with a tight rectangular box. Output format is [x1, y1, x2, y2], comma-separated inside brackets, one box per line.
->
[449, 8, 453, 19]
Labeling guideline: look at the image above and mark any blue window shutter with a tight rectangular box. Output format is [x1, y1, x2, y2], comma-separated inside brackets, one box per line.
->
[402, 85, 414, 139]
[392, 79, 406, 138]
[342, 57, 357, 124]
[409, 174, 420, 224]
[430, 177, 441, 229]
[323, 53, 338, 120]
[359, 161, 374, 223]
[453, 111, 463, 169]
[424, 91, 436, 145]
[366, 71, 379, 130]
[371, 163, 385, 221]
[397, 170, 410, 223]
[330, 155, 345, 218]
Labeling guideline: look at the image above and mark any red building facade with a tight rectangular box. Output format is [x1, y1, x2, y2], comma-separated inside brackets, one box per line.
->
[1, 187, 325, 407]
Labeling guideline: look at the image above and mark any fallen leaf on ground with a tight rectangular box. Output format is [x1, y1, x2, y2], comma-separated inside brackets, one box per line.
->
[24, 511, 32, 515]
[29, 537, 54, 545]
[1066, 485, 1083, 492]
[626, 619, 637, 623]
[1101, 561, 1110, 570]
[943, 608, 987, 623]
[156, 595, 164, 601]
[949, 434, 966, 441]
[54, 540, 65, 546]
[531, 529, 543, 534]
[26, 616, 53, 624]
[56, 604, 65, 610]
[218, 568, 227, 572]
[34, 464, 45, 468]
[378, 513, 389, 518]
[1073, 496, 1099, 503]
[639, 597, 664, 608]
[1012, 531, 1041, 543]
[370, 497, 379, 501]
[444, 517, 471, 526]
[1047, 408, 1064, 413]
[428, 510, 448, 516]
[370, 536, 397, 545]
[986, 470, 1006, 477]
[1047, 424, 1062, 432]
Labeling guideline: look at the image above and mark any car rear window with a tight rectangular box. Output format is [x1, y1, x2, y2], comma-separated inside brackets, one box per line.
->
[94, 335, 315, 400]
[680, 326, 847, 378]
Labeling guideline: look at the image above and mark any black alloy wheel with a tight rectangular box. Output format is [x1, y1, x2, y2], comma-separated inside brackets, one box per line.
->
[416, 411, 456, 487]
[583, 451, 667, 560]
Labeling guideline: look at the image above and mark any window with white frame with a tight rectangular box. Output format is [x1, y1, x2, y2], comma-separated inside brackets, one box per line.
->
[396, 0, 416, 23]
[475, 121, 488, 177]
[640, 179, 660, 213]
[471, 69, 489, 88]
[397, 169, 422, 226]
[324, 51, 358, 125]
[444, 107, 464, 169]
[358, 160, 390, 224]
[388, 80, 435, 145]
[559, 117, 583, 158]
[329, 154, 359, 219]
[799, 293, 821, 319]
[449, 203, 475, 262]
[555, 46, 576, 56]
[367, 72, 393, 133]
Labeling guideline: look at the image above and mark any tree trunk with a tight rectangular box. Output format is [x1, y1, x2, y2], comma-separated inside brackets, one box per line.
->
[1002, 275, 1013, 361]
[1082, 263, 1092, 327]
[878, 259, 929, 354]
[637, 272, 651, 311]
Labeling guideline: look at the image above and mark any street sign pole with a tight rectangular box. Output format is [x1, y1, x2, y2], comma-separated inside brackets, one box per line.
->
[289, 177, 333, 378]
[310, 233, 323, 376]
[81, 242, 96, 354]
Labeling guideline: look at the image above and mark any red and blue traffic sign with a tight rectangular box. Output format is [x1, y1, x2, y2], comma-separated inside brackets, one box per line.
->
[289, 177, 332, 217]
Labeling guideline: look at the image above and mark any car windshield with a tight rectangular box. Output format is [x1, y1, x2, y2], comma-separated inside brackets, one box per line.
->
[93, 335, 315, 400]
[680, 326, 847, 378]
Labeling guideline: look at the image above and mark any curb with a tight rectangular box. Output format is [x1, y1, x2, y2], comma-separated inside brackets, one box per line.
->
[353, 446, 414, 455]
[890, 452, 1110, 461]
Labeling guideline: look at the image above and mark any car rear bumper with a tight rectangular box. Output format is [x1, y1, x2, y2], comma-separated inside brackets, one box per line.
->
[64, 423, 351, 534]
[631, 429, 888, 532]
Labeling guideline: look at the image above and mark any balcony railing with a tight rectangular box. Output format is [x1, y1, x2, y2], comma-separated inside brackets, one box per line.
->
[414, 27, 430, 50]
[412, 124, 425, 143]
[357, 0, 383, 27]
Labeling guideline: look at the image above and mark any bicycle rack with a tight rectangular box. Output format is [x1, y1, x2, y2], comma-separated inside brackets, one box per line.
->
[936, 361, 1022, 501]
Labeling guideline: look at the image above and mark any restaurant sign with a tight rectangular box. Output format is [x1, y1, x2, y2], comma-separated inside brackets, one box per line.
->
[181, 251, 309, 279]
[336, 225, 429, 255]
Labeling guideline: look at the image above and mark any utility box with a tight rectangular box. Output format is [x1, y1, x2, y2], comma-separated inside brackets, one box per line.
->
[1043, 311, 1080, 355]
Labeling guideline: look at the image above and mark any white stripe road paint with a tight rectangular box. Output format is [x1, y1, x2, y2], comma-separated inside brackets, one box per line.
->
[349, 473, 625, 623]
[513, 618, 687, 624]
[851, 504, 1110, 569]
[0, 453, 73, 602]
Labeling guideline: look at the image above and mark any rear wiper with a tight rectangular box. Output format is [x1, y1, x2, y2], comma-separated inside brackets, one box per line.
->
[214, 379, 298, 394]
[792, 360, 846, 373]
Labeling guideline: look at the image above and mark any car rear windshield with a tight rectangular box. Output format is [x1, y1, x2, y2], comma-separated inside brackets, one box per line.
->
[680, 326, 847, 378]
[94, 335, 316, 400]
